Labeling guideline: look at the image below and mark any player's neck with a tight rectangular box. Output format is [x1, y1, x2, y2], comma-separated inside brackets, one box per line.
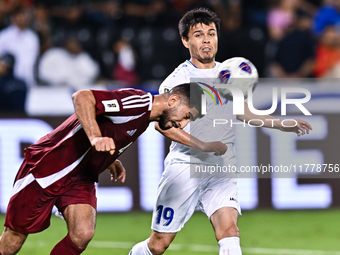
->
[149, 95, 166, 121]
[189, 58, 215, 69]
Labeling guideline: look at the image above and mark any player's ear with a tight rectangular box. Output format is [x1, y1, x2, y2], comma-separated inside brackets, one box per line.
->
[181, 37, 189, 49]
[168, 94, 180, 106]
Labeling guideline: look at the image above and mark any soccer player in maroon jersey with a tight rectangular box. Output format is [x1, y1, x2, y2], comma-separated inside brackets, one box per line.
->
[0, 83, 221, 255]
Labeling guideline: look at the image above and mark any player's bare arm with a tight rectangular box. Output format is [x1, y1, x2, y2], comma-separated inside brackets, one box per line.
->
[154, 122, 227, 156]
[108, 160, 126, 183]
[72, 90, 116, 155]
[237, 102, 312, 136]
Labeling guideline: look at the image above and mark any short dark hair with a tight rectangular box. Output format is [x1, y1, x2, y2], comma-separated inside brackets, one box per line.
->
[169, 83, 203, 118]
[178, 8, 221, 40]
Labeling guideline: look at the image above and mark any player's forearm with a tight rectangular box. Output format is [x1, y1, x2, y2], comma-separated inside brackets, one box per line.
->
[154, 122, 203, 149]
[237, 102, 282, 129]
[72, 90, 102, 141]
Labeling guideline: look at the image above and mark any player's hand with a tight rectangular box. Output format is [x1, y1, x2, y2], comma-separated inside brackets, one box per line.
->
[91, 137, 116, 155]
[109, 160, 126, 183]
[279, 118, 312, 136]
[199, 141, 227, 156]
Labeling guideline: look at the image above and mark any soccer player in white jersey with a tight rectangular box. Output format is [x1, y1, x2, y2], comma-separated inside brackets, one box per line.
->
[129, 8, 312, 255]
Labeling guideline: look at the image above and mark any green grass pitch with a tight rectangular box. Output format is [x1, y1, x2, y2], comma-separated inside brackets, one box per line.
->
[1, 209, 340, 254]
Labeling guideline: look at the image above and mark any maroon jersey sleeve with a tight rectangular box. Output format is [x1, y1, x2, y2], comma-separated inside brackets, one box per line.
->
[90, 88, 153, 116]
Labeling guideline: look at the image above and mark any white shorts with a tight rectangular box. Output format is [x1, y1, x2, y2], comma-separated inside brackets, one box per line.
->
[151, 164, 241, 233]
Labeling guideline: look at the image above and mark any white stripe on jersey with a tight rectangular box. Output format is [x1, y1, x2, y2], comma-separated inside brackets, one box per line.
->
[35, 147, 91, 189]
[121, 94, 150, 102]
[62, 124, 82, 142]
[118, 88, 135, 91]
[121, 92, 152, 110]
[11, 173, 35, 197]
[105, 112, 146, 124]
[122, 98, 150, 105]
[10, 147, 91, 196]
[147, 93, 152, 110]
[123, 102, 150, 109]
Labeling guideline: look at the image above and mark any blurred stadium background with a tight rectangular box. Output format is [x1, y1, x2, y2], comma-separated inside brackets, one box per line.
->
[1, 0, 340, 254]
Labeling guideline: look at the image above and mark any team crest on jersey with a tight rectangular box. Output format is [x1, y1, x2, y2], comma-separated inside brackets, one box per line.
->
[239, 62, 252, 74]
[219, 70, 231, 83]
[102, 99, 120, 112]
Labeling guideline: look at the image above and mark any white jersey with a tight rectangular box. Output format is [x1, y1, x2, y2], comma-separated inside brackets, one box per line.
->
[159, 60, 236, 167]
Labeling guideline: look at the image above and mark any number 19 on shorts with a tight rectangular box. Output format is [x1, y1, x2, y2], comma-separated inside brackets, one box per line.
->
[156, 205, 174, 226]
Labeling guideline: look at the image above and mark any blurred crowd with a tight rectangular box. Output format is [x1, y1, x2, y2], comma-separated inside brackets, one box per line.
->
[1, 0, 340, 112]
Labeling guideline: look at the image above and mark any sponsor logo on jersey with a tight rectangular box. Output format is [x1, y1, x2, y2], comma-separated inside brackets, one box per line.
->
[102, 99, 120, 112]
[127, 129, 137, 136]
[239, 62, 252, 74]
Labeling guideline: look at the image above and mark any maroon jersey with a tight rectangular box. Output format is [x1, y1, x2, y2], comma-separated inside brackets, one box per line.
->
[12, 88, 153, 195]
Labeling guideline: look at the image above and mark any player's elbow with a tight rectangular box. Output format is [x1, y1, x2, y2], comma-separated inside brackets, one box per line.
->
[72, 90, 82, 104]
[72, 90, 85, 102]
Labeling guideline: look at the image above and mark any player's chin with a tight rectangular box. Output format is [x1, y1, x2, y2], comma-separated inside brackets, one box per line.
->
[201, 55, 214, 62]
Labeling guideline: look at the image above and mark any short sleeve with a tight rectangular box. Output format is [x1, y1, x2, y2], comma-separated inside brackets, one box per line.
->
[91, 89, 151, 116]
[159, 67, 189, 94]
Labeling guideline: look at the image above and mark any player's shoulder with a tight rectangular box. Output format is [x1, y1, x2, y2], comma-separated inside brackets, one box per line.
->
[91, 88, 148, 100]
[114, 88, 150, 101]
[159, 61, 192, 94]
[167, 62, 192, 81]
[116, 87, 147, 96]
[91, 88, 152, 114]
